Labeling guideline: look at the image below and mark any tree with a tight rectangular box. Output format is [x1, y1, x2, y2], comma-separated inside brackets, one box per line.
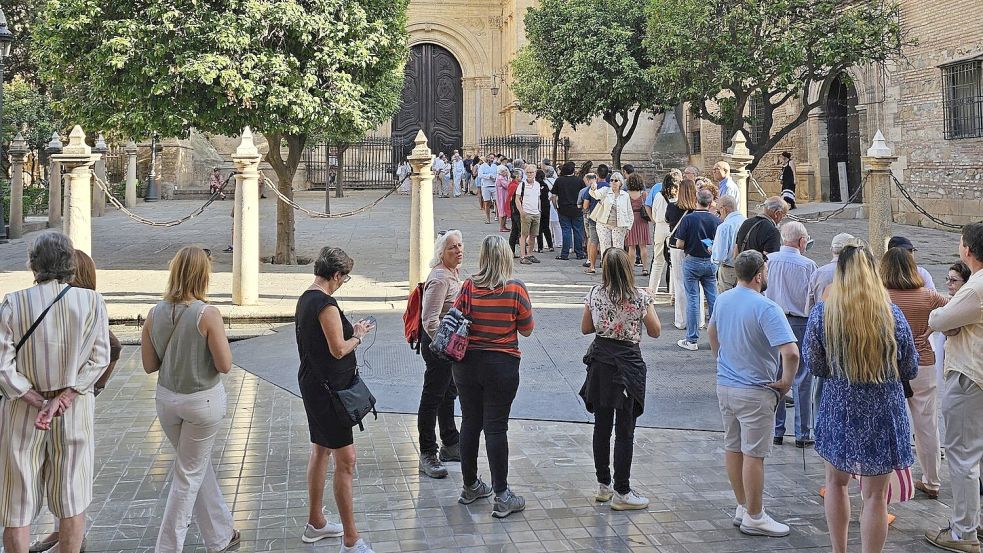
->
[2, 76, 59, 178]
[34, 0, 409, 263]
[646, 0, 904, 171]
[2, 0, 46, 87]
[522, 0, 674, 169]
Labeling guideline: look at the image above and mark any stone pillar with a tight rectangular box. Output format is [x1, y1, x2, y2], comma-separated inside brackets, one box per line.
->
[232, 127, 261, 306]
[8, 133, 29, 239]
[407, 130, 435, 288]
[124, 140, 138, 208]
[91, 133, 108, 217]
[52, 126, 100, 255]
[724, 131, 754, 216]
[863, 130, 897, 259]
[46, 132, 63, 228]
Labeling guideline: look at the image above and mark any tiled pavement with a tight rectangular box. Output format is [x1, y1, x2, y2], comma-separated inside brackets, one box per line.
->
[7, 347, 956, 553]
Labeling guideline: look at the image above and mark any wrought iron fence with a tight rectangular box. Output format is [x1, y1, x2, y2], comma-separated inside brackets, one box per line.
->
[478, 136, 571, 165]
[304, 136, 398, 190]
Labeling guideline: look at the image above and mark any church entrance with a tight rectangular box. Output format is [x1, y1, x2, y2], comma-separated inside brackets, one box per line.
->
[392, 43, 464, 161]
[825, 73, 862, 202]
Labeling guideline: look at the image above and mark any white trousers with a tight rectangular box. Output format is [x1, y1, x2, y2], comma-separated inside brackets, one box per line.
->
[942, 372, 983, 539]
[550, 220, 562, 249]
[597, 223, 628, 254]
[649, 223, 671, 292]
[155, 384, 234, 552]
[908, 365, 941, 491]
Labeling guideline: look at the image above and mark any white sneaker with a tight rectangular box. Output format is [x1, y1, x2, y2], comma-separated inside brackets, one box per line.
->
[595, 483, 614, 502]
[739, 510, 790, 537]
[733, 504, 746, 526]
[611, 490, 649, 511]
[339, 538, 375, 553]
[676, 339, 698, 351]
[301, 517, 344, 543]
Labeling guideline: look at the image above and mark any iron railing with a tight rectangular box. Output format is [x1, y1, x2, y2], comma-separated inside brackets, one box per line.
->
[305, 135, 398, 190]
[477, 136, 571, 165]
[690, 130, 702, 154]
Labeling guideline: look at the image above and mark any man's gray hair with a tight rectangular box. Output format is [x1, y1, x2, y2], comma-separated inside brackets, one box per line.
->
[780, 221, 808, 243]
[684, 165, 701, 176]
[718, 195, 737, 212]
[28, 231, 77, 283]
[696, 188, 713, 207]
[762, 196, 789, 214]
[430, 230, 464, 268]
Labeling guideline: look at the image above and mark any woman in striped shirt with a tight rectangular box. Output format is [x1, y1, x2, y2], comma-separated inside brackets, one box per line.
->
[453, 235, 534, 519]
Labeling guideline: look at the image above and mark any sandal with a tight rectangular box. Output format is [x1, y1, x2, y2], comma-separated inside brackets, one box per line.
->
[584, 268, 596, 274]
[218, 529, 241, 551]
[641, 271, 650, 276]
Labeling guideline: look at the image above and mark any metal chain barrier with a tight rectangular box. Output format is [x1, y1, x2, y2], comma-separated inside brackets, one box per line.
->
[262, 176, 400, 218]
[748, 173, 869, 224]
[892, 175, 968, 230]
[92, 173, 235, 227]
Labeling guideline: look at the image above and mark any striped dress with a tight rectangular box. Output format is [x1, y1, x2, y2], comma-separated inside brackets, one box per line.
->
[466, 280, 533, 358]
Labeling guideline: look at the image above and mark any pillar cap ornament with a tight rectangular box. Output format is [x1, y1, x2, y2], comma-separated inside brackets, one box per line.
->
[45, 131, 63, 154]
[408, 130, 433, 163]
[124, 139, 137, 154]
[234, 127, 260, 158]
[62, 126, 92, 156]
[725, 130, 752, 160]
[866, 130, 893, 158]
[93, 133, 109, 154]
[10, 132, 29, 156]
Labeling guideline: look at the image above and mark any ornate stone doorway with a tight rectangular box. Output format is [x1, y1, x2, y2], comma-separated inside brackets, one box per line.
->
[824, 73, 862, 202]
[392, 43, 464, 161]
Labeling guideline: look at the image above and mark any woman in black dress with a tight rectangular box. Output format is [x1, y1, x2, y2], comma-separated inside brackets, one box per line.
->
[780, 151, 796, 210]
[296, 247, 376, 553]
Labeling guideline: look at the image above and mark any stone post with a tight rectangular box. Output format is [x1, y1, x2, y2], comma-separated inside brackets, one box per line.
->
[724, 131, 754, 216]
[232, 127, 261, 306]
[406, 131, 435, 288]
[52, 126, 100, 255]
[8, 133, 29, 239]
[91, 133, 108, 217]
[46, 132, 63, 228]
[863, 130, 897, 259]
[124, 140, 138, 208]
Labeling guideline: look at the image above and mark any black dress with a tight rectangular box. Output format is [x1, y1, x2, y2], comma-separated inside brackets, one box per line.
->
[781, 165, 797, 209]
[296, 289, 357, 449]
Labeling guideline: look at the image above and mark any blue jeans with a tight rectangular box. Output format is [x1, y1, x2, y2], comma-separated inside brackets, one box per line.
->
[683, 256, 718, 344]
[774, 316, 813, 440]
[558, 213, 586, 258]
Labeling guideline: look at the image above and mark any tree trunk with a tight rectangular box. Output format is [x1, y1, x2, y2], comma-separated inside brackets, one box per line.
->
[266, 132, 307, 264]
[551, 122, 564, 166]
[335, 144, 348, 198]
[611, 138, 625, 171]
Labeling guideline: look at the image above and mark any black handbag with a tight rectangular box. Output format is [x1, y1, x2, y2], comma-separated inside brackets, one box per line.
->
[322, 372, 378, 432]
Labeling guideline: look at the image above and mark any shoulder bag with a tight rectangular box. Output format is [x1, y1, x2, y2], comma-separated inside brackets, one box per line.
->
[321, 370, 377, 432]
[430, 279, 474, 362]
[14, 285, 72, 356]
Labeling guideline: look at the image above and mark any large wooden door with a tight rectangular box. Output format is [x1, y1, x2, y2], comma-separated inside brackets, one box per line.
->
[392, 44, 463, 161]
[825, 73, 862, 202]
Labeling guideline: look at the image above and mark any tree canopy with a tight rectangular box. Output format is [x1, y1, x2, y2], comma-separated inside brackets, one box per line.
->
[646, 0, 904, 170]
[2, 76, 59, 151]
[522, 0, 674, 168]
[34, 0, 409, 262]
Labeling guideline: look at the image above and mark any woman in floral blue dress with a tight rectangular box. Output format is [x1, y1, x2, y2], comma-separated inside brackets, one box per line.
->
[803, 244, 918, 553]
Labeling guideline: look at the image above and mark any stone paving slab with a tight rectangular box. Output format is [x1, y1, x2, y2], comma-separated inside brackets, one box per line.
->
[1, 351, 956, 552]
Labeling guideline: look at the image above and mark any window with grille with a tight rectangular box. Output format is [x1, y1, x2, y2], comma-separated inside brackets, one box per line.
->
[690, 130, 702, 154]
[749, 94, 768, 145]
[942, 59, 983, 140]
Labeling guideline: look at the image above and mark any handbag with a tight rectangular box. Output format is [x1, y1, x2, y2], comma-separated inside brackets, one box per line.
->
[322, 372, 377, 432]
[430, 279, 474, 362]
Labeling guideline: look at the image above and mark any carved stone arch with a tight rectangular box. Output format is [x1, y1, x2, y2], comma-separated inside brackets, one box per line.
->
[406, 22, 490, 79]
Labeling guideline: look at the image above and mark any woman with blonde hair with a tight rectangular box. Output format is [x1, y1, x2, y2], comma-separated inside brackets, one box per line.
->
[803, 244, 918, 553]
[581, 248, 661, 511]
[141, 246, 238, 553]
[667, 179, 699, 328]
[453, 235, 534, 519]
[588, 171, 633, 254]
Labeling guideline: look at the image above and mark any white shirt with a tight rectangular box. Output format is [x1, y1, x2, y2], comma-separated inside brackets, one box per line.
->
[477, 162, 497, 188]
[519, 179, 540, 215]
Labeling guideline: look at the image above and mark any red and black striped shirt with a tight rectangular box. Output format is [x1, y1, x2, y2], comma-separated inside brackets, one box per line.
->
[467, 280, 533, 358]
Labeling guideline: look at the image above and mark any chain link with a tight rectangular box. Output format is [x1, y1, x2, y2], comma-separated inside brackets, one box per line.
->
[262, 177, 399, 218]
[891, 176, 968, 230]
[747, 173, 869, 224]
[92, 173, 234, 227]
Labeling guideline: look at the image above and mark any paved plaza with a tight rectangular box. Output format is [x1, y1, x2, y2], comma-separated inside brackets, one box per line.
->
[0, 191, 969, 552]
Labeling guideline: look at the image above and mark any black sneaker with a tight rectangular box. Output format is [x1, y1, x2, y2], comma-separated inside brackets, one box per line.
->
[794, 439, 815, 449]
[773, 437, 783, 446]
[439, 442, 461, 462]
[223, 246, 233, 253]
[459, 478, 494, 504]
[419, 452, 447, 479]
[492, 489, 526, 518]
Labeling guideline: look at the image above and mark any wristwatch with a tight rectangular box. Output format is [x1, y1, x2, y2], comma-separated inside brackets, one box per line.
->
[354, 336, 363, 346]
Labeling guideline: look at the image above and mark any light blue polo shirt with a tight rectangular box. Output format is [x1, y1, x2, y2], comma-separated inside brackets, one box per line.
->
[711, 286, 796, 388]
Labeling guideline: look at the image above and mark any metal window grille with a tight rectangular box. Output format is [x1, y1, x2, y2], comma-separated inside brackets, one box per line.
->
[749, 94, 768, 146]
[690, 130, 702, 154]
[477, 136, 571, 165]
[304, 135, 398, 190]
[942, 60, 983, 140]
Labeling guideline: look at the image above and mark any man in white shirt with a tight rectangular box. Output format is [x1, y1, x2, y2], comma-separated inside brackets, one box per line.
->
[713, 161, 739, 199]
[516, 164, 542, 265]
[711, 195, 746, 293]
[477, 154, 498, 224]
[432, 154, 448, 197]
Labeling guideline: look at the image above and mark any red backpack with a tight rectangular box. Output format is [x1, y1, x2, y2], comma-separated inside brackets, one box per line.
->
[403, 283, 425, 353]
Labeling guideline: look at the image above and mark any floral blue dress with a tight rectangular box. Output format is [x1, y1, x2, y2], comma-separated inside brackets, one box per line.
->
[804, 303, 919, 476]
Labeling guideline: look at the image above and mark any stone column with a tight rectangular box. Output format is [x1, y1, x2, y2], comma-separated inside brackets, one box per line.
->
[52, 126, 100, 255]
[46, 132, 63, 228]
[8, 133, 29, 239]
[91, 133, 108, 217]
[863, 130, 897, 259]
[124, 140, 138, 208]
[724, 131, 754, 216]
[232, 127, 261, 306]
[407, 130, 435, 288]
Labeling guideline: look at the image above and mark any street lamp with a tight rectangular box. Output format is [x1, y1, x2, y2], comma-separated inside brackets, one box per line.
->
[0, 7, 15, 244]
[144, 132, 160, 201]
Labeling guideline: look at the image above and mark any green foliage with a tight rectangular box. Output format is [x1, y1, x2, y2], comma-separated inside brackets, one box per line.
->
[32, 0, 409, 141]
[2, 76, 60, 150]
[646, 0, 904, 169]
[1, 0, 45, 87]
[1, 180, 49, 218]
[522, 0, 674, 167]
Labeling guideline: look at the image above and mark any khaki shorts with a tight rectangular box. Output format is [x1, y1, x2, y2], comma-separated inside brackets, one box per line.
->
[519, 213, 541, 236]
[586, 219, 599, 245]
[717, 384, 779, 458]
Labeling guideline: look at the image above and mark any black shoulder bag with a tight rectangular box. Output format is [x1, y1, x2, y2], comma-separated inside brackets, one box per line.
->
[315, 302, 377, 431]
[15, 285, 72, 356]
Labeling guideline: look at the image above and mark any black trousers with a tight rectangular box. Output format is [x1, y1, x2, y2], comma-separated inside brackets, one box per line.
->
[593, 403, 638, 495]
[509, 205, 521, 254]
[452, 350, 520, 493]
[418, 332, 460, 455]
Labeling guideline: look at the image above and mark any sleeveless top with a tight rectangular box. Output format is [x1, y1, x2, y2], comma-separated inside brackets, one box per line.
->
[150, 300, 220, 394]
[295, 290, 356, 390]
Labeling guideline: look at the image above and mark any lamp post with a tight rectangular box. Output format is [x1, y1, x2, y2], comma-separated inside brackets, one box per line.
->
[0, 7, 15, 244]
[144, 132, 160, 201]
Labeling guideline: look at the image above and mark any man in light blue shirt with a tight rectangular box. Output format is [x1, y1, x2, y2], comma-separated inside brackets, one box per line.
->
[713, 161, 739, 199]
[709, 250, 798, 537]
[807, 232, 856, 310]
[764, 221, 818, 448]
[711, 195, 746, 293]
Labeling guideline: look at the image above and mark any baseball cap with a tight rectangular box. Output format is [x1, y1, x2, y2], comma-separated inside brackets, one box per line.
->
[888, 236, 916, 251]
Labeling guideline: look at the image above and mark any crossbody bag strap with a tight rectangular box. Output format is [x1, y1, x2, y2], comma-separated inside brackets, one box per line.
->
[740, 218, 767, 253]
[15, 285, 72, 355]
